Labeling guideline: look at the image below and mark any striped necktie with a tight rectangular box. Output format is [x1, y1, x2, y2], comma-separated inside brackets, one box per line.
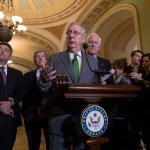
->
[72, 53, 79, 83]
[0, 67, 7, 86]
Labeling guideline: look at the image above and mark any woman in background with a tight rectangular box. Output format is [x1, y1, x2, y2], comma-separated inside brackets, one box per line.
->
[111, 58, 138, 150]
[112, 58, 132, 85]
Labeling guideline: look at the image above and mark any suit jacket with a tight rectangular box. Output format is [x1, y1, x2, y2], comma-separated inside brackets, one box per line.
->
[97, 56, 114, 84]
[46, 50, 98, 135]
[0, 66, 23, 127]
[22, 70, 50, 122]
[125, 64, 144, 74]
[97, 56, 111, 71]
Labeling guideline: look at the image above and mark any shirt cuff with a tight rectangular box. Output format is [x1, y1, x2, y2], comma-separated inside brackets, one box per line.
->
[8, 97, 14, 106]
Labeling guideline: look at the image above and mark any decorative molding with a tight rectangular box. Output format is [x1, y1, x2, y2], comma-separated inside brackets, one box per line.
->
[21, 33, 57, 55]
[23, 0, 86, 25]
[81, 0, 120, 31]
[11, 56, 35, 70]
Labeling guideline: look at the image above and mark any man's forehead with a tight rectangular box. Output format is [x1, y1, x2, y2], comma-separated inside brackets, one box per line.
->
[89, 36, 98, 41]
[0, 45, 8, 47]
[143, 56, 150, 60]
[35, 52, 46, 56]
[134, 52, 142, 56]
[69, 24, 81, 30]
[0, 45, 10, 50]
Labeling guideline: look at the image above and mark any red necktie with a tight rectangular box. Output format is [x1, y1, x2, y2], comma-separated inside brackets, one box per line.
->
[0, 67, 7, 86]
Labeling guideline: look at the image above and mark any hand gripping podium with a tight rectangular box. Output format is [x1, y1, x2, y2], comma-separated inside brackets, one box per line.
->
[40, 75, 150, 150]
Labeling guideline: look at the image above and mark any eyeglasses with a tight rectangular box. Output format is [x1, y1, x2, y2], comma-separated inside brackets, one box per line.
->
[66, 30, 82, 36]
[0, 47, 11, 53]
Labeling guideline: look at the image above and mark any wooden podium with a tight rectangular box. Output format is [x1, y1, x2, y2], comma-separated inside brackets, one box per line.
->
[50, 75, 144, 150]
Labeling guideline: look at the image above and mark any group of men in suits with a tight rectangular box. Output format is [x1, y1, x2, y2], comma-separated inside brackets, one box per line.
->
[0, 22, 115, 150]
[0, 42, 50, 150]
[1, 21, 140, 150]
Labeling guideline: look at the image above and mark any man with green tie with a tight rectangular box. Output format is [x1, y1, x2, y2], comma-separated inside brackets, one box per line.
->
[40, 22, 98, 150]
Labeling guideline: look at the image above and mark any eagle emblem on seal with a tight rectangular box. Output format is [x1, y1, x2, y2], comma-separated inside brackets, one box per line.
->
[81, 105, 108, 137]
[88, 113, 101, 130]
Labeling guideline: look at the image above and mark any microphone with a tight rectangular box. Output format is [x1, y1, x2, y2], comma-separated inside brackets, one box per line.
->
[83, 43, 98, 73]
[101, 69, 115, 82]
[83, 42, 88, 50]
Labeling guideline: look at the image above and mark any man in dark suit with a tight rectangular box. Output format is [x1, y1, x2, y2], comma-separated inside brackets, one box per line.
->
[124, 50, 144, 150]
[0, 42, 23, 150]
[125, 50, 144, 73]
[40, 22, 98, 150]
[86, 33, 117, 149]
[22, 50, 49, 150]
[86, 32, 113, 85]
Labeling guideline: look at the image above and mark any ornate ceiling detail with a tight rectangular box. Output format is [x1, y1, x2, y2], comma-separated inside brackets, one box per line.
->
[11, 56, 35, 70]
[81, 0, 120, 31]
[23, 0, 87, 25]
[22, 33, 58, 55]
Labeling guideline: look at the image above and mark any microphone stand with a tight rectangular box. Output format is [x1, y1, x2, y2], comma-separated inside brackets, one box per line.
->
[94, 70, 105, 85]
[83, 43, 110, 85]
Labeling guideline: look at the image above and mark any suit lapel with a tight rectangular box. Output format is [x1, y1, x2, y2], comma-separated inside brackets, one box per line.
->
[4, 67, 13, 98]
[33, 70, 41, 90]
[79, 51, 89, 83]
[59, 51, 74, 82]
[33, 69, 38, 83]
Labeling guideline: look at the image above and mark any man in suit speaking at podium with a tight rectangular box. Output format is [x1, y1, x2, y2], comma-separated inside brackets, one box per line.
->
[39, 22, 98, 150]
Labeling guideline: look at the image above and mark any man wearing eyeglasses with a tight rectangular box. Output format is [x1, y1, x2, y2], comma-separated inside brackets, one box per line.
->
[39, 22, 98, 150]
[0, 42, 23, 150]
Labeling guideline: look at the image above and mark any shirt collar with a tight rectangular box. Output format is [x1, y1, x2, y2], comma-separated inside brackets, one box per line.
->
[0, 64, 7, 75]
[0, 64, 7, 70]
[69, 51, 82, 58]
[36, 68, 41, 74]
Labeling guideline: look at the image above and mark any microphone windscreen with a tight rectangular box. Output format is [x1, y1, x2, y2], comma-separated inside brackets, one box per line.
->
[101, 69, 115, 82]
[110, 69, 115, 74]
[83, 43, 88, 50]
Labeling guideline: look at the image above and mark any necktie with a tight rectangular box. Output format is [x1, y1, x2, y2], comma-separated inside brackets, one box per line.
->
[72, 53, 79, 83]
[36, 69, 41, 82]
[0, 67, 7, 86]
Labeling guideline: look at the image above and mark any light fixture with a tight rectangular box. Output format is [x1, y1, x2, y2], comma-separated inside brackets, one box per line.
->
[0, 0, 27, 42]
[7, 60, 13, 66]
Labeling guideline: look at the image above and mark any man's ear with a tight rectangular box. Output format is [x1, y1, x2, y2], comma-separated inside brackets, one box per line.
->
[82, 37, 85, 44]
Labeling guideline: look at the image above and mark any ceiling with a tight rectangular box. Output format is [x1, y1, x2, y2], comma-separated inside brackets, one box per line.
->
[5, 0, 135, 74]
[9, 0, 90, 73]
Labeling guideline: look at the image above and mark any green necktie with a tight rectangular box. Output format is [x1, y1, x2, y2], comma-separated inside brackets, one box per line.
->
[72, 53, 79, 83]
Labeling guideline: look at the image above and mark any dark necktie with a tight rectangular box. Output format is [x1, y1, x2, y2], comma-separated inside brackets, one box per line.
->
[0, 67, 7, 86]
[72, 53, 79, 83]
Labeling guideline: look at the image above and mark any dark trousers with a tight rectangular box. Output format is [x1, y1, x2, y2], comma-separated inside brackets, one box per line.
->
[0, 114, 17, 150]
[49, 133, 88, 150]
[24, 118, 49, 150]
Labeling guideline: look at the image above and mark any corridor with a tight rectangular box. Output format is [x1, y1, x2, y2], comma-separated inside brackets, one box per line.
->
[13, 125, 46, 150]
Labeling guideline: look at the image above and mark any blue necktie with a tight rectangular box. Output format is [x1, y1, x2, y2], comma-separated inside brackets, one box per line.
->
[72, 54, 79, 83]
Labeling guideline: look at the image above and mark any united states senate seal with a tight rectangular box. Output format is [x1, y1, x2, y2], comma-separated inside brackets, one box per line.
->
[81, 105, 108, 137]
